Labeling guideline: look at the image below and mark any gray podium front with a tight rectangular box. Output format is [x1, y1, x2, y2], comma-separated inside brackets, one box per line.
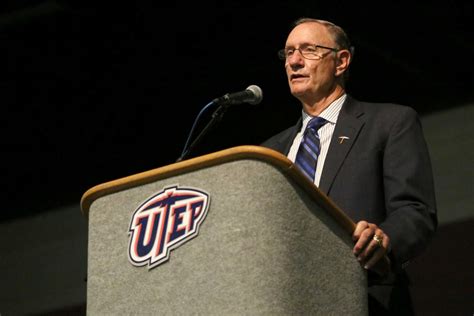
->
[81, 145, 368, 315]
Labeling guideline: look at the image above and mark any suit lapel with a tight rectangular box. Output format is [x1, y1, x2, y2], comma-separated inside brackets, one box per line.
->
[274, 118, 302, 155]
[319, 97, 365, 194]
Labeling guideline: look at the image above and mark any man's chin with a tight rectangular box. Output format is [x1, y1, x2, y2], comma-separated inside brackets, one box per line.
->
[290, 87, 306, 98]
[289, 81, 308, 94]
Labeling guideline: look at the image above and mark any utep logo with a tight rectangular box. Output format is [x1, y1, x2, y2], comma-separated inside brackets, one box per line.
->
[128, 185, 210, 270]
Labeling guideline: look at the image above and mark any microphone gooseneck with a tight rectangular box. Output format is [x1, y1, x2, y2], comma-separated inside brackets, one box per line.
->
[176, 85, 263, 162]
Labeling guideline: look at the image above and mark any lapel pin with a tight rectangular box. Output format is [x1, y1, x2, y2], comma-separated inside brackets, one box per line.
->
[338, 136, 349, 144]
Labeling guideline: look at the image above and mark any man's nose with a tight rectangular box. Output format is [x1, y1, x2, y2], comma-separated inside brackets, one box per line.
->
[287, 51, 305, 67]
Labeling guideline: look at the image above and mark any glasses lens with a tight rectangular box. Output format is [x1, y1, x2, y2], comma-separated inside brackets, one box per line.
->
[300, 45, 321, 60]
[278, 45, 336, 60]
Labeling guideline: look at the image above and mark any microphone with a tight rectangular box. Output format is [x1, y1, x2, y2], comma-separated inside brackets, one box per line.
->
[212, 85, 263, 106]
[176, 84, 262, 162]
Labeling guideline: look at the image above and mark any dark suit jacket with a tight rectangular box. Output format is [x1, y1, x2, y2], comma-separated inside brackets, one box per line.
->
[261, 95, 437, 314]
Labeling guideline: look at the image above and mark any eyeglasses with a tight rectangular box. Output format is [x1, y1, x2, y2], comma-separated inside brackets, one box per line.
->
[278, 44, 339, 60]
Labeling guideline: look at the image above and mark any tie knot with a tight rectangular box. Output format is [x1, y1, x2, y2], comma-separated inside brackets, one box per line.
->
[307, 116, 327, 132]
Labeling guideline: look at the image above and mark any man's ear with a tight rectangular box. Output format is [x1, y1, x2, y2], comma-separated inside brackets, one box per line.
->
[335, 50, 351, 77]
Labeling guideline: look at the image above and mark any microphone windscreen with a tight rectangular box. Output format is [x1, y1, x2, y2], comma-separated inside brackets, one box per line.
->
[246, 85, 263, 105]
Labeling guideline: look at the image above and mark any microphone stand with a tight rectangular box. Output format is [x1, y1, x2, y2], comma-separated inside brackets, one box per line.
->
[176, 104, 228, 162]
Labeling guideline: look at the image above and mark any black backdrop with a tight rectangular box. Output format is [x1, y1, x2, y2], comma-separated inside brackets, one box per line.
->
[1, 1, 472, 221]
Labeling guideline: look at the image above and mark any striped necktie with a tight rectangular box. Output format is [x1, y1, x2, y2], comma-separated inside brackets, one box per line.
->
[295, 116, 327, 182]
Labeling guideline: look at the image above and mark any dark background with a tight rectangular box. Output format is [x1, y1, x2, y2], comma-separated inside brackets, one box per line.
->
[1, 1, 472, 221]
[0, 2, 473, 315]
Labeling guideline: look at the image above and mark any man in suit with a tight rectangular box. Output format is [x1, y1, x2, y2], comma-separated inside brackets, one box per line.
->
[261, 17, 437, 315]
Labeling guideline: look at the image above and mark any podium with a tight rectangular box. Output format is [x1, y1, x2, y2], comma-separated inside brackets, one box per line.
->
[81, 145, 368, 315]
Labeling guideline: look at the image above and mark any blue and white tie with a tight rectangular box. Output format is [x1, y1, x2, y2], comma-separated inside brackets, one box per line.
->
[295, 116, 327, 182]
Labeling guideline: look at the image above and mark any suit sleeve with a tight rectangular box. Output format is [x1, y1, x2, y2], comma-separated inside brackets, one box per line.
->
[379, 107, 437, 272]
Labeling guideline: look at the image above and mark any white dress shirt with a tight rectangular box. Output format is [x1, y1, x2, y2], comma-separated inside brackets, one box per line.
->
[287, 94, 346, 186]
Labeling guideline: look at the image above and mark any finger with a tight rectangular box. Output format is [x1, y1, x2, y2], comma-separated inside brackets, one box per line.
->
[353, 224, 376, 256]
[352, 221, 369, 241]
[352, 221, 371, 256]
[355, 227, 383, 261]
[359, 230, 389, 267]
[363, 246, 386, 270]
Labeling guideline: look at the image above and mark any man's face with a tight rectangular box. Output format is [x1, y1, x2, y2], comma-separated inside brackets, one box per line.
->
[284, 22, 339, 103]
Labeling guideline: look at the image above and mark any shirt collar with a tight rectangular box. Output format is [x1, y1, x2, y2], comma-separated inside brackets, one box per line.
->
[301, 93, 346, 129]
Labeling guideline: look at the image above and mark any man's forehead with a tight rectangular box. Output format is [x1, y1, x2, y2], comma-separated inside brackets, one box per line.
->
[286, 23, 332, 44]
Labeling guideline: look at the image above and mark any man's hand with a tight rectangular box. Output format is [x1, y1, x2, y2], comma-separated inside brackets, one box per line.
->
[352, 221, 391, 276]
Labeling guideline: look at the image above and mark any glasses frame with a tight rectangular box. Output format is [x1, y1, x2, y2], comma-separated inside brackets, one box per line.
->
[278, 44, 339, 61]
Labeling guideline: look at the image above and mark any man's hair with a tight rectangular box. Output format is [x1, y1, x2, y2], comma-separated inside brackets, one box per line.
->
[292, 17, 354, 84]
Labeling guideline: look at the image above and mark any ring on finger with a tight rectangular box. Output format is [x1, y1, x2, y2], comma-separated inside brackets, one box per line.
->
[373, 234, 383, 247]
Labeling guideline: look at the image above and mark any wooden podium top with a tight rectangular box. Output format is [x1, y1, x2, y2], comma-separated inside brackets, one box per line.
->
[80, 145, 355, 234]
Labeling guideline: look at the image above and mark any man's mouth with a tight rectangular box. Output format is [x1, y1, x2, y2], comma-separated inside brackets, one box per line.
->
[290, 74, 307, 81]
